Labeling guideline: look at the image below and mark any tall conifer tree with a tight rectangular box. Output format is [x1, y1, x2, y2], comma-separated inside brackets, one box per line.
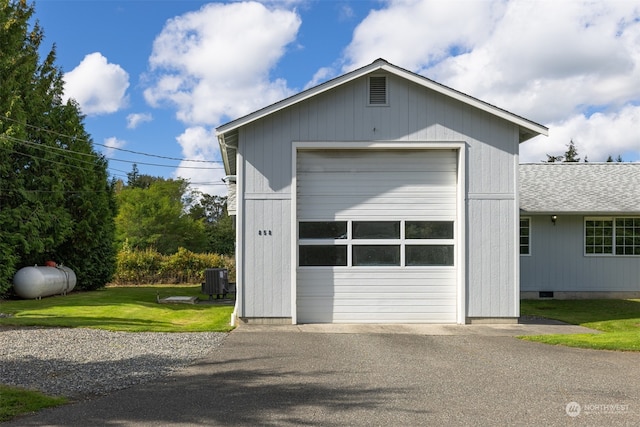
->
[0, 0, 116, 294]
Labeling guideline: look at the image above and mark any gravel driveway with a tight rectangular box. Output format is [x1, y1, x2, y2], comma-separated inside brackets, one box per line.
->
[0, 327, 227, 399]
[4, 324, 640, 426]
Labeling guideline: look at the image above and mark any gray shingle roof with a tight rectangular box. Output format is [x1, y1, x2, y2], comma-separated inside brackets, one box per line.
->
[519, 163, 640, 214]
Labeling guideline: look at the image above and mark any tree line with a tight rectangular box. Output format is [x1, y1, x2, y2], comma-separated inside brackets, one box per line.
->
[116, 164, 234, 257]
[545, 139, 625, 163]
[0, 1, 233, 296]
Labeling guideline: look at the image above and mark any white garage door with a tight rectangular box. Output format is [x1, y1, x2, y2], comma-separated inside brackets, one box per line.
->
[296, 149, 458, 323]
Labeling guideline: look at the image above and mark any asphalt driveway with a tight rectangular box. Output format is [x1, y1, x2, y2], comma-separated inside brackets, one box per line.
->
[7, 323, 640, 426]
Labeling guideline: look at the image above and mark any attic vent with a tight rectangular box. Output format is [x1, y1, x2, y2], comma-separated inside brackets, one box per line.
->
[368, 76, 387, 105]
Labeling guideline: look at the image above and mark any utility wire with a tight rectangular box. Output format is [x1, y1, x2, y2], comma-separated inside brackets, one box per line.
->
[0, 143, 226, 188]
[0, 144, 114, 175]
[1, 135, 131, 175]
[3, 134, 223, 170]
[1, 116, 223, 164]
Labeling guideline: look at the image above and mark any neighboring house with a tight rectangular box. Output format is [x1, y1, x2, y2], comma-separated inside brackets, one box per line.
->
[520, 163, 640, 299]
[217, 59, 547, 325]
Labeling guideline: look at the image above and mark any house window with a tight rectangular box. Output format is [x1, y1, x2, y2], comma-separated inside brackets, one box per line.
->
[584, 217, 640, 256]
[520, 218, 530, 255]
[585, 218, 614, 254]
[299, 220, 454, 267]
[615, 218, 640, 255]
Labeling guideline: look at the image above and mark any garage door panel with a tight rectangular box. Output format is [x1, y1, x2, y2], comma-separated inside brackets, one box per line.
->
[297, 150, 456, 172]
[297, 200, 456, 219]
[297, 172, 456, 186]
[296, 149, 458, 324]
[331, 314, 457, 323]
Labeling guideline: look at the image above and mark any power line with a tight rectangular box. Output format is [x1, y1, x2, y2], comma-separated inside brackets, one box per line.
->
[3, 134, 223, 170]
[2, 135, 131, 175]
[1, 116, 224, 164]
[1, 135, 227, 187]
[0, 144, 109, 175]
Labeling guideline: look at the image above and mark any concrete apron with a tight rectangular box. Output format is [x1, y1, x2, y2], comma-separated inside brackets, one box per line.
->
[235, 318, 598, 337]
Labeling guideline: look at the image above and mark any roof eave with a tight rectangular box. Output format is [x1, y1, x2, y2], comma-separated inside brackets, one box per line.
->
[215, 58, 548, 141]
[520, 210, 640, 215]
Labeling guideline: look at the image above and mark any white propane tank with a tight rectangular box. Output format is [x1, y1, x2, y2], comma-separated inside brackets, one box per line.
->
[13, 266, 77, 299]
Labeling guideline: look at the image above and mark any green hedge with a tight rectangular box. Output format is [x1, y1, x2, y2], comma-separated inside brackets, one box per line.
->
[112, 247, 235, 285]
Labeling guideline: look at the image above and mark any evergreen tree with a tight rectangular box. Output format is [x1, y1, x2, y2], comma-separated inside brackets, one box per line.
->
[545, 140, 581, 163]
[0, 0, 116, 294]
[563, 139, 580, 162]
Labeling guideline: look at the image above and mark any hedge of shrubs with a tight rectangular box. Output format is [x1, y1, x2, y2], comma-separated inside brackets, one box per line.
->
[112, 246, 235, 285]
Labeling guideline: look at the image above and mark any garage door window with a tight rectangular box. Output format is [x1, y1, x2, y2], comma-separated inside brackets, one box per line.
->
[353, 221, 399, 239]
[299, 221, 347, 239]
[406, 245, 453, 266]
[299, 220, 454, 267]
[406, 221, 453, 239]
[353, 245, 400, 266]
[299, 245, 347, 266]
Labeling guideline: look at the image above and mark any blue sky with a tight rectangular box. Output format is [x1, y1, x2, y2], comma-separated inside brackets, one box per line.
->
[33, 0, 640, 195]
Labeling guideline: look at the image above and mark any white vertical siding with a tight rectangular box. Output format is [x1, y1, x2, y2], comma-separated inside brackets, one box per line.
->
[467, 198, 518, 317]
[238, 71, 520, 320]
[241, 198, 291, 317]
[521, 215, 640, 292]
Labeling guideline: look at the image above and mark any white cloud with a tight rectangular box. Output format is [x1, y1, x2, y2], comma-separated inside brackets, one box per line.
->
[342, 0, 506, 73]
[126, 113, 153, 129]
[520, 104, 640, 163]
[173, 126, 227, 196]
[144, 2, 301, 126]
[340, 0, 640, 161]
[429, 1, 640, 124]
[304, 67, 336, 90]
[103, 136, 127, 158]
[63, 52, 129, 115]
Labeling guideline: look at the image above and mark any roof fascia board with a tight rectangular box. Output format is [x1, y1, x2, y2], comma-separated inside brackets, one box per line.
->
[520, 211, 640, 215]
[377, 63, 548, 137]
[216, 59, 548, 139]
[216, 61, 385, 135]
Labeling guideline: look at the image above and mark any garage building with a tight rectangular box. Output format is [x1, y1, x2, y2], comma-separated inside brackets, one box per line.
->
[217, 59, 547, 324]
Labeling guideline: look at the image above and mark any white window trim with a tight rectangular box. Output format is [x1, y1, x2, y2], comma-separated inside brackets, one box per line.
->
[584, 216, 640, 257]
[519, 217, 531, 257]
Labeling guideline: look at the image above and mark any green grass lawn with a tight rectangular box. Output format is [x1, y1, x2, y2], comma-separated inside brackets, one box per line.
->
[520, 299, 640, 351]
[0, 385, 68, 422]
[0, 285, 235, 332]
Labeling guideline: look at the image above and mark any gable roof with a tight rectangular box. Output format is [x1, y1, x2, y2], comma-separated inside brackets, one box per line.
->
[520, 163, 640, 214]
[217, 58, 549, 175]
